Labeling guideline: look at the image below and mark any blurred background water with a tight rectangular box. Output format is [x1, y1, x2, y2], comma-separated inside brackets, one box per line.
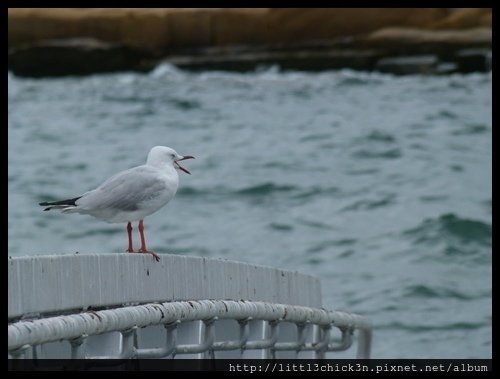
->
[8, 66, 491, 358]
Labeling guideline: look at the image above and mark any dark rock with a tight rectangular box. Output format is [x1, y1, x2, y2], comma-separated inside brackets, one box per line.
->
[8, 38, 157, 78]
[375, 55, 439, 75]
[454, 48, 491, 73]
[165, 49, 382, 72]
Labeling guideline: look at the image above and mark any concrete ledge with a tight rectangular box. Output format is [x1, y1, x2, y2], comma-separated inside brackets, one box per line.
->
[8, 253, 322, 320]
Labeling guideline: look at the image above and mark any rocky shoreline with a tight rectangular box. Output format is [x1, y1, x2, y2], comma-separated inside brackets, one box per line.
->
[8, 8, 491, 77]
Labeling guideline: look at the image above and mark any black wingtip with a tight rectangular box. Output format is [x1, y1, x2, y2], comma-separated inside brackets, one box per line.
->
[38, 196, 82, 208]
[43, 207, 51, 211]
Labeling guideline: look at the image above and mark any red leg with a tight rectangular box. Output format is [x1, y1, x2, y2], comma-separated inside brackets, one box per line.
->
[138, 219, 160, 262]
[126, 222, 134, 253]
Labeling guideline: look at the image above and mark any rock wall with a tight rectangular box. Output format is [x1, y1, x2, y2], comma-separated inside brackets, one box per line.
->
[430, 8, 491, 29]
[261, 8, 449, 43]
[9, 8, 469, 51]
[7, 8, 492, 77]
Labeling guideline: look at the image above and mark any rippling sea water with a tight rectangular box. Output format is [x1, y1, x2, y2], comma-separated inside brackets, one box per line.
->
[8, 66, 491, 358]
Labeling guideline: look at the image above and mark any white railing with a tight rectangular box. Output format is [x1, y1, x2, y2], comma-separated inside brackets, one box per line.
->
[8, 254, 372, 359]
[8, 300, 372, 359]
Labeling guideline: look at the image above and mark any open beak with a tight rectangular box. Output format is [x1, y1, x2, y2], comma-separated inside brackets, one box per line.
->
[174, 155, 195, 175]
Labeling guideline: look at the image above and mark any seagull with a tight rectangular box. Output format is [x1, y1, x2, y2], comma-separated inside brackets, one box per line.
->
[39, 146, 194, 262]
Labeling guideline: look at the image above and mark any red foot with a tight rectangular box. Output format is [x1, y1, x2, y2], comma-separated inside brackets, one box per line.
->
[126, 248, 136, 253]
[139, 249, 161, 262]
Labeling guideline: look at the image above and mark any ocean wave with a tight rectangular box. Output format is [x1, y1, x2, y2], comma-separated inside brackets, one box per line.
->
[297, 219, 332, 230]
[66, 228, 122, 239]
[149, 62, 186, 79]
[345, 168, 380, 176]
[425, 109, 458, 121]
[179, 184, 341, 200]
[403, 213, 491, 247]
[101, 93, 201, 111]
[167, 98, 201, 110]
[299, 132, 333, 142]
[363, 130, 397, 143]
[419, 195, 449, 203]
[269, 223, 294, 231]
[335, 70, 388, 86]
[379, 321, 486, 332]
[352, 148, 402, 160]
[306, 239, 357, 255]
[177, 186, 206, 196]
[404, 284, 479, 300]
[451, 124, 489, 136]
[341, 193, 396, 212]
[235, 183, 297, 195]
[291, 186, 340, 200]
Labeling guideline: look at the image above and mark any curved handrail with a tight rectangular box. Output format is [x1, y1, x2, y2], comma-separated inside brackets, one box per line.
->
[8, 299, 372, 358]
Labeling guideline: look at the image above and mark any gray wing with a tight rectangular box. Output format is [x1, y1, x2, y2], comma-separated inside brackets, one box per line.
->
[76, 166, 167, 212]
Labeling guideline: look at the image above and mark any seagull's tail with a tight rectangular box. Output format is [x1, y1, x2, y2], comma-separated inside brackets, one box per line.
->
[39, 196, 82, 211]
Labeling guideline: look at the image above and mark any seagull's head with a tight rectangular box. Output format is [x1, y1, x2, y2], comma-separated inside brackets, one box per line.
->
[147, 146, 195, 174]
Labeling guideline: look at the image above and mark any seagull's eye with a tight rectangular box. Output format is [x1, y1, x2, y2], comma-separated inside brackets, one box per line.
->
[171, 153, 176, 159]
